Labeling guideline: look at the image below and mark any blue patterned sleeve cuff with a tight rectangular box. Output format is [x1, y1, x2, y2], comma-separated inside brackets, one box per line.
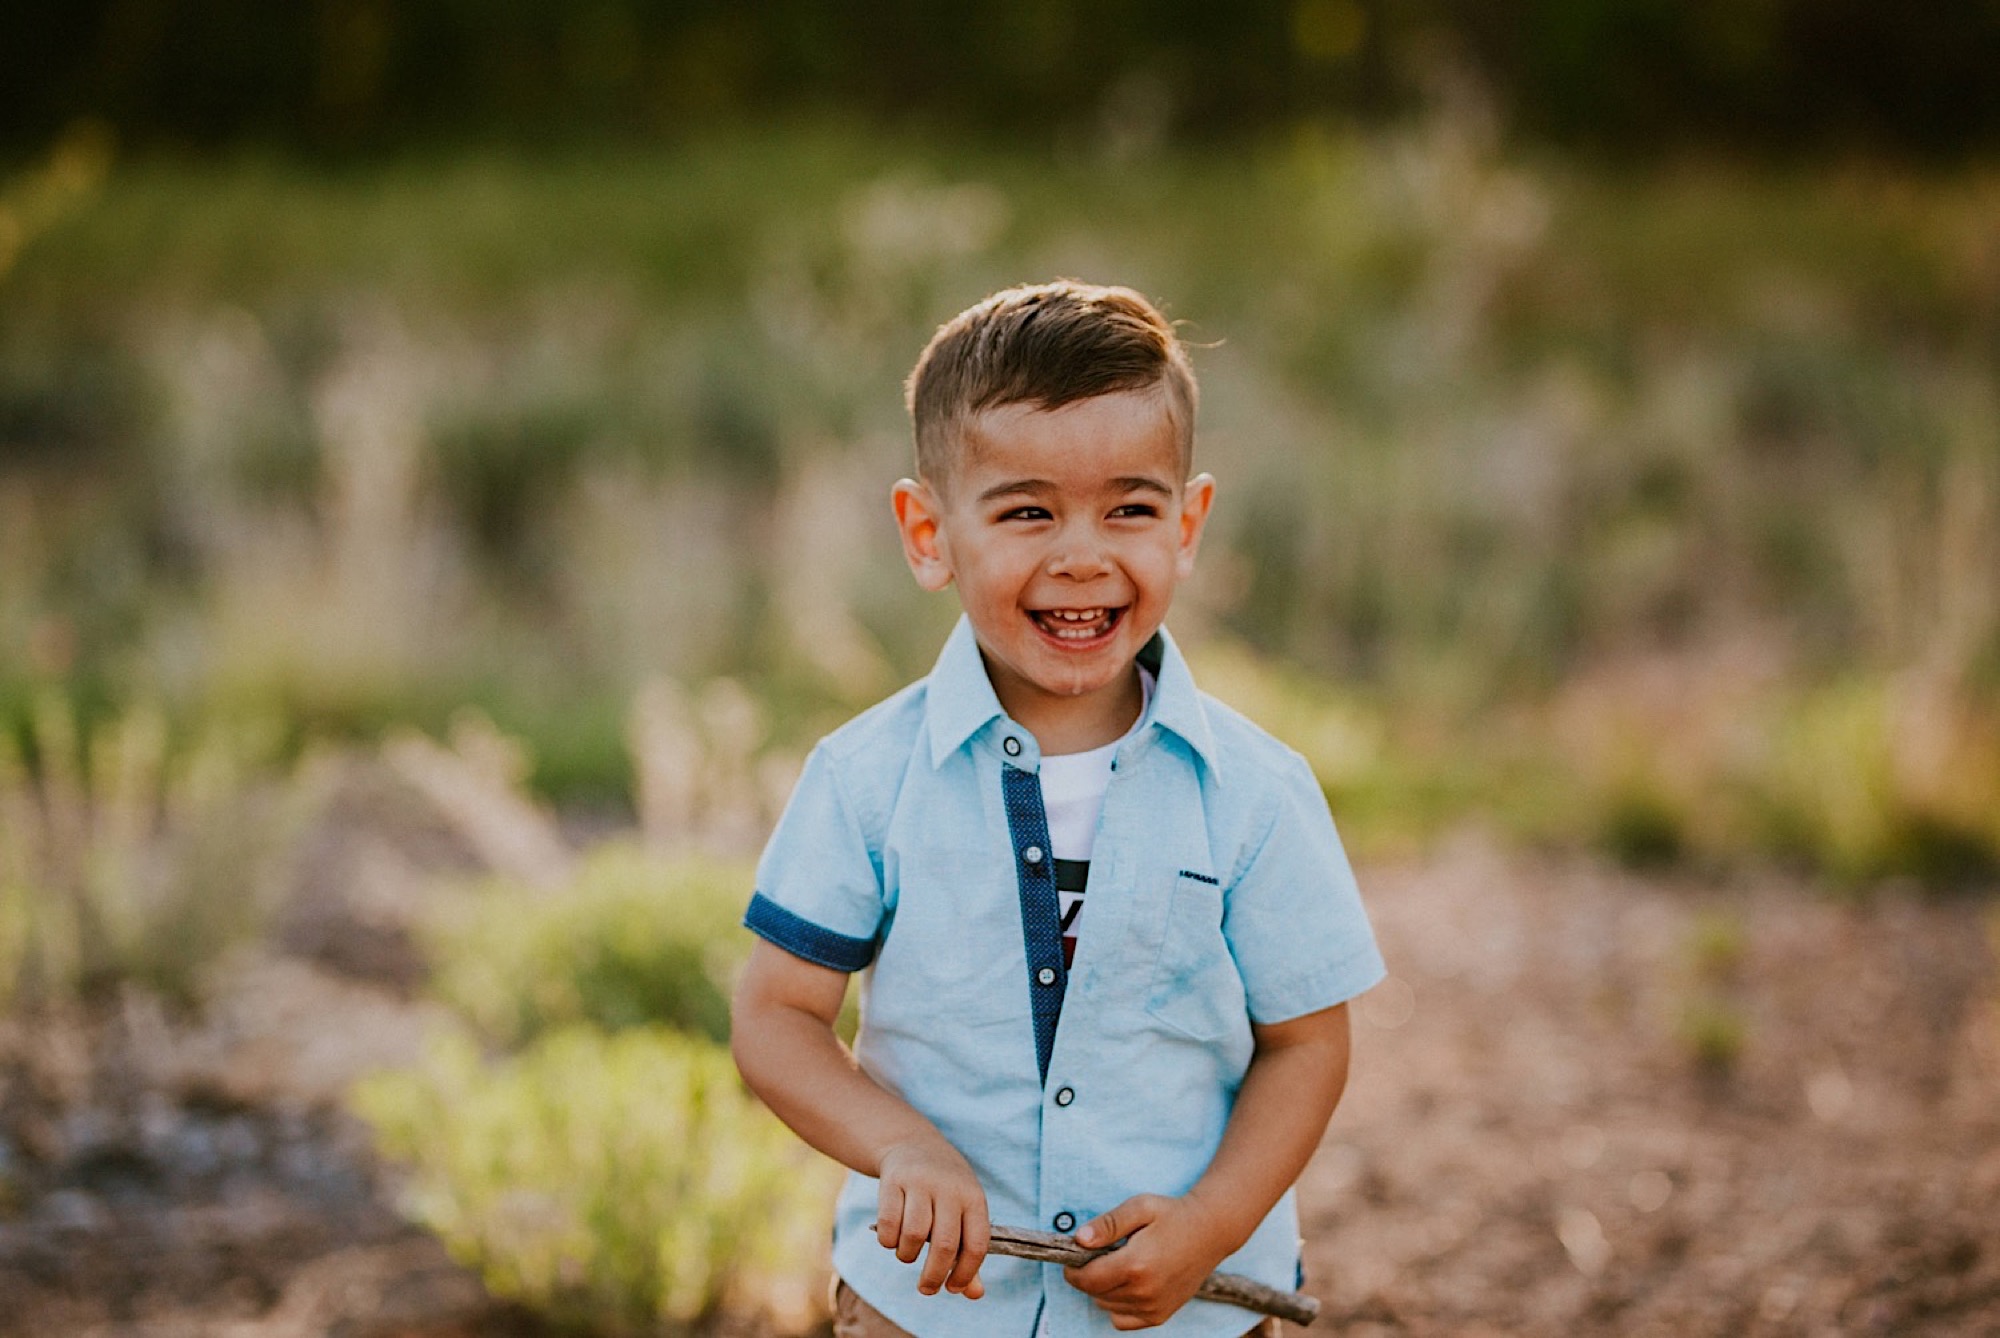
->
[744, 893, 877, 972]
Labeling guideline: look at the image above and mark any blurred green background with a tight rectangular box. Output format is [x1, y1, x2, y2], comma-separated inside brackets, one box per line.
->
[2, 6, 1999, 1329]
[6, 1, 1998, 880]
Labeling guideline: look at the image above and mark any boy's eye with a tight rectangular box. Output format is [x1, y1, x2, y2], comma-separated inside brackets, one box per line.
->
[1111, 503, 1160, 518]
[999, 506, 1051, 521]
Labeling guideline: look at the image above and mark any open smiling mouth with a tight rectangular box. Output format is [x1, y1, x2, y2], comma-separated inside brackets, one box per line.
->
[1029, 606, 1126, 642]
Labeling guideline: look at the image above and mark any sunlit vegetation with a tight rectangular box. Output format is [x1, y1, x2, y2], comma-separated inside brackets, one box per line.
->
[353, 1024, 837, 1333]
[420, 845, 751, 1046]
[4, 123, 1997, 884]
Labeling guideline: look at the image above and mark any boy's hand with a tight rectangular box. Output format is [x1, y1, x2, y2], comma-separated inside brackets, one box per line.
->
[876, 1137, 991, 1300]
[1063, 1194, 1231, 1330]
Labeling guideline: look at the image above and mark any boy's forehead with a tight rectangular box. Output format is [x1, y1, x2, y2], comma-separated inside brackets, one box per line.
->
[954, 389, 1184, 479]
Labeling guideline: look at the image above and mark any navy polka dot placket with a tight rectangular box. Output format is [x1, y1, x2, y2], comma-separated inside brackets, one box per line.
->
[1001, 759, 1066, 1084]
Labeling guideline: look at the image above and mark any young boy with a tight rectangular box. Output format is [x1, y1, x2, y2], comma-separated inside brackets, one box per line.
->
[732, 281, 1384, 1337]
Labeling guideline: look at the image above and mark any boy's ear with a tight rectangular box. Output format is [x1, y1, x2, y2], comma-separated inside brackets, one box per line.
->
[1175, 472, 1216, 578]
[892, 478, 955, 593]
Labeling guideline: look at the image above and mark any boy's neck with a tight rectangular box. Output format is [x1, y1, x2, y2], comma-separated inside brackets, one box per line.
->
[983, 656, 1146, 757]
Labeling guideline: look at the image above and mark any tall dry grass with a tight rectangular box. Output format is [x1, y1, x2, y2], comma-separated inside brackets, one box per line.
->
[0, 699, 298, 1008]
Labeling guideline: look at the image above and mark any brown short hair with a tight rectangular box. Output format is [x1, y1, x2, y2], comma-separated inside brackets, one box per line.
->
[905, 280, 1198, 486]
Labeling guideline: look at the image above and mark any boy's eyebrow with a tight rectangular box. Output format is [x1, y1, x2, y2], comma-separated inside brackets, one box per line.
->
[975, 476, 1175, 504]
[1108, 476, 1175, 497]
[975, 479, 1051, 504]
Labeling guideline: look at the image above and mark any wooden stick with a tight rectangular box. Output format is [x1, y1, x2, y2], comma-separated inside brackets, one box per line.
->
[986, 1224, 1321, 1327]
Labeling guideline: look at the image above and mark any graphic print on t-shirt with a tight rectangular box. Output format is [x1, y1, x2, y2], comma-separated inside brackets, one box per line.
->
[1054, 858, 1089, 967]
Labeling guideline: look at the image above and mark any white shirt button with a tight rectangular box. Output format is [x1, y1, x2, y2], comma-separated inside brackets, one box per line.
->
[1003, 736, 1022, 756]
[1036, 966, 1057, 986]
[1053, 1212, 1076, 1233]
[1023, 844, 1044, 864]
[1054, 1086, 1075, 1107]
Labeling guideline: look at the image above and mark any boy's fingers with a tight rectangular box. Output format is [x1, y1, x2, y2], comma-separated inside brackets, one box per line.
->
[1082, 1284, 1165, 1330]
[946, 1205, 990, 1294]
[897, 1195, 934, 1264]
[875, 1185, 904, 1251]
[1074, 1193, 1166, 1249]
[1063, 1256, 1131, 1298]
[918, 1220, 959, 1294]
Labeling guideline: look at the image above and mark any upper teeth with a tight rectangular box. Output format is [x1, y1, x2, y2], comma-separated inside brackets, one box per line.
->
[1046, 609, 1105, 621]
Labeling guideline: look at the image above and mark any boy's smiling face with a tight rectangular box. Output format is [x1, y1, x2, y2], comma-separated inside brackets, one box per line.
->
[893, 388, 1215, 751]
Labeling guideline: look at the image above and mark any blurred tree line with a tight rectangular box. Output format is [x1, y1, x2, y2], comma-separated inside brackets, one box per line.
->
[5, 0, 1999, 159]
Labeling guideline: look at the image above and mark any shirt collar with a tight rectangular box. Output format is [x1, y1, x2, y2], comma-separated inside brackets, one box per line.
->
[922, 614, 1222, 782]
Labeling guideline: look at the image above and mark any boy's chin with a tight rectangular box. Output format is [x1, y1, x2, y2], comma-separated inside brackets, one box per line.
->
[1023, 649, 1144, 701]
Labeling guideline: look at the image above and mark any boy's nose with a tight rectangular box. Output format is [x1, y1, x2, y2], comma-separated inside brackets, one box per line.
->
[1045, 540, 1114, 579]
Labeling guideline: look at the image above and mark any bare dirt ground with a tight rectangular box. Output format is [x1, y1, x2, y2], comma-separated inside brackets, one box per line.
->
[3, 762, 1995, 1336]
[1305, 834, 2000, 1337]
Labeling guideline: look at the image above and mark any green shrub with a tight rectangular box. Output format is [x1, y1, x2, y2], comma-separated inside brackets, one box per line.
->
[353, 1024, 838, 1334]
[1596, 781, 1688, 871]
[1677, 999, 1749, 1076]
[423, 843, 751, 1045]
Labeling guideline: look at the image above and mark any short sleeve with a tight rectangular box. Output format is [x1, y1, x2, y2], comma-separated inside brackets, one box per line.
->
[744, 744, 885, 972]
[1223, 753, 1386, 1023]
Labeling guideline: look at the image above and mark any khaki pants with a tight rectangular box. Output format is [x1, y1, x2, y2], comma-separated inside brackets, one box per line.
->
[833, 1280, 1281, 1338]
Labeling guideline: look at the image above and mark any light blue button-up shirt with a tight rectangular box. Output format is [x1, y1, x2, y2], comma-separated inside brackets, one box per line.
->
[746, 616, 1385, 1338]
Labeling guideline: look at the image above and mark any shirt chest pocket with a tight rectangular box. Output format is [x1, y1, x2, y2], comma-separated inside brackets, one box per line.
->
[1143, 871, 1247, 1042]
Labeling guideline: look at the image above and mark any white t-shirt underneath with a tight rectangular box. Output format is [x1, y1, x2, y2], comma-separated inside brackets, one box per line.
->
[1039, 666, 1155, 967]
